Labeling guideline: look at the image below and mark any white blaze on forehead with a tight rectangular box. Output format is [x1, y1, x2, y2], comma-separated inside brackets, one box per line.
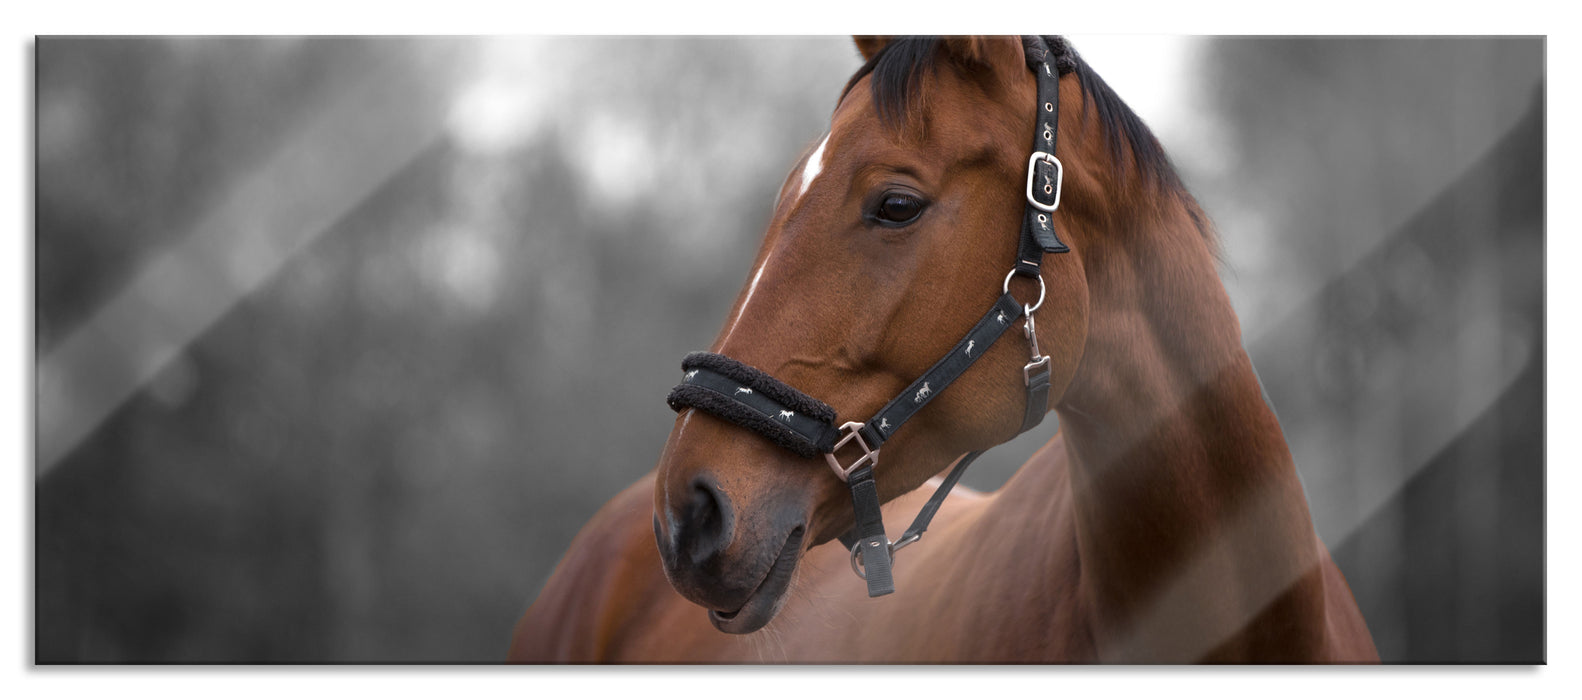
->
[719, 132, 827, 347]
[796, 132, 831, 201]
[719, 250, 773, 346]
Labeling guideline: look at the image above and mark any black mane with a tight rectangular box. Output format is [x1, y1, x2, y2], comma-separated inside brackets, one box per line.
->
[840, 35, 1189, 197]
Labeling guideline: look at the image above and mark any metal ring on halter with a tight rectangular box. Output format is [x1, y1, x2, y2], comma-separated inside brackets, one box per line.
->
[850, 540, 889, 579]
[1002, 268, 1047, 314]
[849, 533, 919, 578]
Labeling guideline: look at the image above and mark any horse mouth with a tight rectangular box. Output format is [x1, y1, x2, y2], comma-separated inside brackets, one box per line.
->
[707, 526, 804, 634]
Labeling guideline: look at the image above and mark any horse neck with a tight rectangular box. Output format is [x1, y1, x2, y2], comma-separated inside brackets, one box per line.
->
[1049, 177, 1329, 660]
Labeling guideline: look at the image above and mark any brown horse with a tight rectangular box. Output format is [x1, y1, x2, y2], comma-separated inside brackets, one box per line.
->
[509, 35, 1378, 663]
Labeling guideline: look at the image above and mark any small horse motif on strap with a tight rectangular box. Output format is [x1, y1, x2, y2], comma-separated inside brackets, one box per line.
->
[735, 387, 753, 396]
[914, 382, 932, 403]
[777, 410, 795, 422]
[965, 340, 976, 357]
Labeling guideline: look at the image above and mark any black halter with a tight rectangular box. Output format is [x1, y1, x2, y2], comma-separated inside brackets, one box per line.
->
[666, 36, 1072, 598]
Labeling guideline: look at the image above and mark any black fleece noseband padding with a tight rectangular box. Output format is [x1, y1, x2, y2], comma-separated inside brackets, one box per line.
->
[666, 352, 839, 458]
[677, 352, 836, 422]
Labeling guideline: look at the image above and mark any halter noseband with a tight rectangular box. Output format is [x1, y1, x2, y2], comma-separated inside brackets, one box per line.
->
[666, 36, 1072, 598]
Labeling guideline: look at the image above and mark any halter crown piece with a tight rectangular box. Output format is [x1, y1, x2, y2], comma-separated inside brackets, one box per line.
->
[666, 36, 1073, 598]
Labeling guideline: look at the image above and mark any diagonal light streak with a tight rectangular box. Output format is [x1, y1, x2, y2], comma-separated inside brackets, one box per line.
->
[1099, 101, 1541, 661]
[36, 45, 458, 477]
[1103, 301, 1534, 661]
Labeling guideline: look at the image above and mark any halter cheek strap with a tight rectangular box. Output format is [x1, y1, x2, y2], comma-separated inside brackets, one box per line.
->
[665, 35, 1072, 598]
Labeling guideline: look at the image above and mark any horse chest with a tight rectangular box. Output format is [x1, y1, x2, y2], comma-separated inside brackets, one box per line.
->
[600, 480, 1096, 663]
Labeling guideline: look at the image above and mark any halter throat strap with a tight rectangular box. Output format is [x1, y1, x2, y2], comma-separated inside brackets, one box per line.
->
[665, 35, 1071, 598]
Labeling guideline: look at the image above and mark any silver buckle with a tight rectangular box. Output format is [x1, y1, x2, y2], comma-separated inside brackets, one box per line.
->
[1025, 151, 1063, 212]
[824, 421, 879, 483]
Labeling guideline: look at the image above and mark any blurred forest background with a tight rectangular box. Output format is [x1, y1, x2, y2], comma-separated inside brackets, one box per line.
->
[34, 36, 1543, 663]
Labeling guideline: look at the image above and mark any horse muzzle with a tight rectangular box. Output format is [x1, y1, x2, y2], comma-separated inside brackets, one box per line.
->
[653, 472, 807, 634]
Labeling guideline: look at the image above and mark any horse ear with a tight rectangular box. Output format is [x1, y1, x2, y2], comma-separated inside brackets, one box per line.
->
[854, 36, 891, 61]
[940, 35, 1032, 93]
[940, 35, 1024, 70]
[939, 36, 995, 65]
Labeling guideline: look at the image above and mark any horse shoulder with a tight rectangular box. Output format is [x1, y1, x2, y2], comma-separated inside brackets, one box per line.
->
[507, 472, 669, 663]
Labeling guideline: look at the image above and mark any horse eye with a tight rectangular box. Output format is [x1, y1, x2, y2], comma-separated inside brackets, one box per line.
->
[875, 193, 926, 226]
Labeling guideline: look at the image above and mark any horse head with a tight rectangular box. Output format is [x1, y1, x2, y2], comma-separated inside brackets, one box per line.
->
[652, 36, 1095, 634]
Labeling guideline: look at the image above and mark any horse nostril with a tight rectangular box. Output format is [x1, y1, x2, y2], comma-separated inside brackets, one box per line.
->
[680, 475, 735, 565]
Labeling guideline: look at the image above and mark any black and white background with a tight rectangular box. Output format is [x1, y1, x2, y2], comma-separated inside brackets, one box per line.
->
[28, 31, 1549, 666]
